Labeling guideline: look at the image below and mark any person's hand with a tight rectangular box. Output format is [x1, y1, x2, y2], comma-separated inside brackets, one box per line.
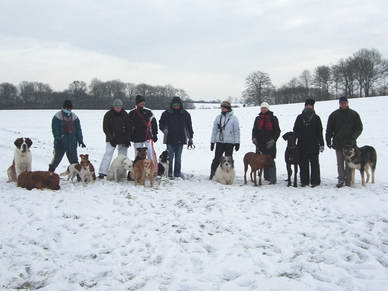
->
[327, 143, 332, 149]
[252, 138, 257, 145]
[266, 139, 275, 149]
[125, 141, 131, 147]
[234, 143, 240, 151]
[153, 136, 158, 143]
[110, 140, 117, 148]
[210, 143, 215, 151]
[163, 129, 168, 135]
[188, 138, 193, 147]
[319, 145, 324, 152]
[79, 141, 86, 148]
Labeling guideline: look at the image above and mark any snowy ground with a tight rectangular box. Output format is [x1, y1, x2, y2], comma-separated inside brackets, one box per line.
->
[1, 97, 388, 291]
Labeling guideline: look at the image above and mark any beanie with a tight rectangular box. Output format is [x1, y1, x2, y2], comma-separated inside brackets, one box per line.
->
[305, 98, 315, 106]
[135, 95, 145, 104]
[339, 96, 348, 103]
[63, 99, 73, 109]
[112, 98, 123, 107]
[260, 102, 270, 110]
[220, 100, 232, 110]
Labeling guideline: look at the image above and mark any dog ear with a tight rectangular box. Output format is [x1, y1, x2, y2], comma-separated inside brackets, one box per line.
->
[25, 138, 33, 147]
[85, 154, 89, 160]
[14, 138, 23, 148]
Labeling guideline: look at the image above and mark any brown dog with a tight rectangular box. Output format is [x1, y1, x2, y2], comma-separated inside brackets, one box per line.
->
[243, 152, 273, 186]
[133, 159, 155, 187]
[17, 171, 60, 190]
[128, 148, 148, 181]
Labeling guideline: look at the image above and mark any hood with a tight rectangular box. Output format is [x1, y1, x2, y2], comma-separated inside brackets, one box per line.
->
[170, 97, 183, 110]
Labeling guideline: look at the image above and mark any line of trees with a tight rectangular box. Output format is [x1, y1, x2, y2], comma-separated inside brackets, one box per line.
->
[0, 78, 195, 110]
[243, 48, 388, 105]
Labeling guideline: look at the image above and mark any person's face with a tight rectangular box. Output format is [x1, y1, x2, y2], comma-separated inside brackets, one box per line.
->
[172, 103, 181, 110]
[113, 106, 122, 112]
[221, 106, 228, 112]
[339, 101, 348, 109]
[261, 107, 269, 114]
[305, 104, 314, 110]
[137, 101, 145, 108]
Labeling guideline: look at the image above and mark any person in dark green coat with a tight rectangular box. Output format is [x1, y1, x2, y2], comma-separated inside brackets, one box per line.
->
[326, 97, 363, 188]
[48, 100, 86, 172]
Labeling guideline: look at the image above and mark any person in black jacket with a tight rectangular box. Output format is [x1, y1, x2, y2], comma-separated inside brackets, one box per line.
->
[98, 99, 132, 178]
[128, 95, 158, 163]
[293, 99, 324, 187]
[252, 102, 281, 184]
[159, 96, 194, 178]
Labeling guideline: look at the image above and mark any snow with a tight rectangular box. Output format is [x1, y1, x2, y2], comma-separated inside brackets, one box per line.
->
[1, 96, 388, 291]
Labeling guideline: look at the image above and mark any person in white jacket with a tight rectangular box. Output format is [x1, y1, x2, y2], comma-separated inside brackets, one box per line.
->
[209, 101, 240, 179]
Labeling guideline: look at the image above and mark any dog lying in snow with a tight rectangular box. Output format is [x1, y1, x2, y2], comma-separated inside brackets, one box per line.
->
[107, 154, 133, 182]
[213, 156, 235, 185]
[17, 171, 60, 190]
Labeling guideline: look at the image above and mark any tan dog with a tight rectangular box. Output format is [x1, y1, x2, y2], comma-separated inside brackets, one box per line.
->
[128, 147, 147, 181]
[133, 159, 155, 187]
[78, 154, 96, 183]
[243, 152, 273, 186]
[17, 171, 60, 190]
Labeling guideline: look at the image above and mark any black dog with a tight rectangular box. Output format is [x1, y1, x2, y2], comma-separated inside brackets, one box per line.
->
[282, 132, 300, 187]
[343, 144, 377, 186]
[157, 150, 170, 176]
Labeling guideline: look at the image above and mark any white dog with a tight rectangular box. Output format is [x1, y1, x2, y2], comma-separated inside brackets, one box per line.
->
[107, 154, 133, 182]
[213, 156, 235, 185]
[60, 164, 81, 182]
[7, 138, 33, 182]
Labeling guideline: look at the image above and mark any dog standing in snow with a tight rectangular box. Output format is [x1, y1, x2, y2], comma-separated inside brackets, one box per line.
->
[7, 137, 33, 182]
[60, 164, 81, 182]
[107, 154, 133, 182]
[213, 156, 235, 185]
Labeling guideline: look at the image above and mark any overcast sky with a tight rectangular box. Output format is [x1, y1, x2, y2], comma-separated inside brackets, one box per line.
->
[0, 0, 387, 99]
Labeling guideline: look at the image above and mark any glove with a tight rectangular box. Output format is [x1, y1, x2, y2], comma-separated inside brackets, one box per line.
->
[153, 136, 158, 143]
[266, 139, 275, 149]
[327, 143, 332, 149]
[163, 129, 168, 135]
[188, 138, 193, 147]
[79, 141, 86, 148]
[252, 138, 257, 145]
[125, 141, 131, 147]
[109, 140, 117, 148]
[234, 143, 240, 151]
[210, 143, 215, 151]
[319, 145, 324, 153]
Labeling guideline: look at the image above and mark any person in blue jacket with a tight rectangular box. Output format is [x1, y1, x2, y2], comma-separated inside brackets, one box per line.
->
[48, 100, 85, 172]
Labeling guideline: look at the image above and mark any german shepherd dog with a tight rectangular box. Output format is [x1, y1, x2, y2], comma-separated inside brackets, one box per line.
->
[343, 145, 377, 186]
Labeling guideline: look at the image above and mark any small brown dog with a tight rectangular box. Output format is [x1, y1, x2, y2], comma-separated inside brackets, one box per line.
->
[17, 171, 60, 190]
[133, 159, 155, 187]
[243, 152, 273, 186]
[128, 147, 148, 181]
[79, 154, 96, 183]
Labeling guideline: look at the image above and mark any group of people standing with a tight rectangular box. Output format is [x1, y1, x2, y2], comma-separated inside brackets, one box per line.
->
[48, 95, 363, 188]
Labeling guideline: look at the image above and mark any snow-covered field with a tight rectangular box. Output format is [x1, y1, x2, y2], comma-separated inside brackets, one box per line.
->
[1, 97, 388, 291]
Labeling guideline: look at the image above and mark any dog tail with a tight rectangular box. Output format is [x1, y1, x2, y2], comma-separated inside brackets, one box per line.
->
[370, 146, 377, 171]
[59, 166, 70, 176]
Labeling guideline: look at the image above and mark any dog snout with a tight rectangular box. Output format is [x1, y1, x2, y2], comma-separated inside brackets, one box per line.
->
[21, 144, 27, 152]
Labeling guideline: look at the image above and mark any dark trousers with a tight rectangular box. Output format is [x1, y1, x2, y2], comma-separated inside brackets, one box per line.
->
[211, 143, 234, 173]
[299, 153, 320, 185]
[49, 148, 78, 172]
[167, 144, 183, 177]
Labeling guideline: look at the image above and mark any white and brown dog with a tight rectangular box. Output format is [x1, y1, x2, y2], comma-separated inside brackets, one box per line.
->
[60, 164, 81, 182]
[214, 156, 235, 185]
[78, 154, 96, 184]
[7, 137, 33, 182]
[107, 154, 133, 182]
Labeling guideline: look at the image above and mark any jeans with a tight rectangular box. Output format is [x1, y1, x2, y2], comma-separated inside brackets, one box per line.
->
[167, 144, 184, 177]
[49, 149, 78, 172]
[98, 143, 128, 176]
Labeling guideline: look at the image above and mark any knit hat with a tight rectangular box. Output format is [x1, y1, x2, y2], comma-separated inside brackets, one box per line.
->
[170, 96, 183, 108]
[220, 100, 232, 109]
[305, 98, 315, 106]
[339, 96, 348, 103]
[260, 102, 270, 110]
[63, 99, 73, 109]
[112, 98, 123, 107]
[135, 95, 145, 104]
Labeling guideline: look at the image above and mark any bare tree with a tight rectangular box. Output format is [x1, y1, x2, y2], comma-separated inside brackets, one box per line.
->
[242, 71, 274, 105]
